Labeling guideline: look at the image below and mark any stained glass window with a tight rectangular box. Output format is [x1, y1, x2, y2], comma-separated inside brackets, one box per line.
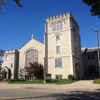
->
[26, 49, 38, 67]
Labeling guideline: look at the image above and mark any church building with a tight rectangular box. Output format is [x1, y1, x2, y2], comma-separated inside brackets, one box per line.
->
[45, 12, 82, 79]
[1, 12, 83, 80]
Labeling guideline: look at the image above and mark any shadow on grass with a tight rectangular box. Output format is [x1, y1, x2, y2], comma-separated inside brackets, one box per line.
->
[47, 80, 58, 83]
[4, 90, 100, 100]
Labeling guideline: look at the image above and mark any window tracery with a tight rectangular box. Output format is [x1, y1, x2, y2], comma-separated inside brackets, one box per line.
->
[26, 49, 38, 67]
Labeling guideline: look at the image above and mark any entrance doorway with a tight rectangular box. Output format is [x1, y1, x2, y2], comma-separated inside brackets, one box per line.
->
[2, 69, 7, 79]
[75, 63, 80, 80]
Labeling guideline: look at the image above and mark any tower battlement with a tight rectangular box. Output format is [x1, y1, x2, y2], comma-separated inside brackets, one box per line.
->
[5, 50, 17, 53]
[46, 12, 77, 24]
[46, 12, 71, 22]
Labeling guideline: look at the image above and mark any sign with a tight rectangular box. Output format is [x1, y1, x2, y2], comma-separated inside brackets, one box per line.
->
[46, 74, 51, 82]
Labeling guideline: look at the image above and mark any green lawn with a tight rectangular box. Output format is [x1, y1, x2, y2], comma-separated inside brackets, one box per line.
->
[47, 79, 76, 84]
[8, 79, 44, 84]
[8, 79, 76, 84]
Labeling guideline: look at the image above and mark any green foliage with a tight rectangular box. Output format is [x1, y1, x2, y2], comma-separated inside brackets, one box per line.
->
[83, 0, 100, 17]
[13, 0, 22, 8]
[0, 0, 22, 9]
[93, 79, 100, 84]
[8, 79, 44, 84]
[0, 0, 6, 8]
[56, 75, 59, 80]
[8, 79, 76, 84]
[0, 49, 5, 56]
[49, 79, 76, 84]
[26, 62, 44, 80]
[68, 74, 75, 80]
[8, 79, 26, 82]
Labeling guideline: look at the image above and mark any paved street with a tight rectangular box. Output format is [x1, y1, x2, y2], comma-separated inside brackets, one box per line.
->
[0, 80, 100, 91]
[0, 89, 100, 100]
[0, 89, 64, 100]
[0, 80, 100, 100]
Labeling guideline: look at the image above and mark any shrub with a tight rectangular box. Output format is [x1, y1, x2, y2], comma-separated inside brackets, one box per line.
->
[8, 79, 26, 82]
[26, 62, 43, 80]
[16, 79, 26, 81]
[93, 79, 100, 84]
[68, 74, 75, 80]
[56, 75, 59, 80]
[8, 79, 15, 82]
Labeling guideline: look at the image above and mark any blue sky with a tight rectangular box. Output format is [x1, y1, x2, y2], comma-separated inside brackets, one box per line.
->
[0, 0, 100, 51]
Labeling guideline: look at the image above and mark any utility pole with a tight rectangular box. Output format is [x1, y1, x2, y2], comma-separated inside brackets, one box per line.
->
[95, 29, 100, 77]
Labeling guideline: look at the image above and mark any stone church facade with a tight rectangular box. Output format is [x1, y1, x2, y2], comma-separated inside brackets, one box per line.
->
[45, 12, 82, 79]
[1, 50, 19, 79]
[1, 12, 83, 80]
[19, 36, 44, 71]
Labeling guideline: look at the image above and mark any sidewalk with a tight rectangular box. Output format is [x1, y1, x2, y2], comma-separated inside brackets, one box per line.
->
[0, 80, 100, 91]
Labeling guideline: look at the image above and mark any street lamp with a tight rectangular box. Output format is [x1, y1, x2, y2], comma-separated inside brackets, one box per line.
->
[95, 29, 100, 77]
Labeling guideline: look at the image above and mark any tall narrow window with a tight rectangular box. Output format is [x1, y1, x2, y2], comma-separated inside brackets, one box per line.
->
[93, 55, 95, 59]
[55, 58, 62, 67]
[55, 24, 57, 31]
[5, 55, 8, 60]
[52, 24, 54, 32]
[88, 55, 95, 59]
[57, 23, 59, 30]
[52, 22, 63, 32]
[88, 55, 90, 59]
[56, 46, 60, 54]
[52, 24, 56, 31]
[26, 49, 38, 67]
[56, 35, 60, 41]
[60, 23, 63, 30]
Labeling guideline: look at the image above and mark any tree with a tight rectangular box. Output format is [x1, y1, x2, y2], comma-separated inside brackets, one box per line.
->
[0, 0, 6, 8]
[0, 49, 5, 56]
[26, 62, 44, 80]
[13, 0, 22, 8]
[0, 0, 22, 9]
[0, 49, 4, 72]
[83, 0, 100, 17]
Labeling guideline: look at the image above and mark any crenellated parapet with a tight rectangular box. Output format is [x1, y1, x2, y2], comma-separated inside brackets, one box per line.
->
[46, 14, 65, 22]
[46, 12, 77, 24]
[46, 12, 71, 21]
[5, 50, 18, 53]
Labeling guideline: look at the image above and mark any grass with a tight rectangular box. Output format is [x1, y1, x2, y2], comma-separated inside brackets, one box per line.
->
[8, 79, 76, 84]
[47, 79, 76, 84]
[8, 79, 44, 84]
[93, 79, 100, 84]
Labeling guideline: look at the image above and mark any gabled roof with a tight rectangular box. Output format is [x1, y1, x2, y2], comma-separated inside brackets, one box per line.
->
[1, 66, 9, 72]
[86, 48, 97, 53]
[19, 38, 44, 50]
[81, 47, 98, 54]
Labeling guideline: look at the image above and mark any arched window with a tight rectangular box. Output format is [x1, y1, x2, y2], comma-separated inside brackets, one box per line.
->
[5, 55, 8, 60]
[26, 49, 38, 67]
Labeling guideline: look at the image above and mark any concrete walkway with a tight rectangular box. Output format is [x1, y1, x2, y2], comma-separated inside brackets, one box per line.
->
[0, 80, 100, 91]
